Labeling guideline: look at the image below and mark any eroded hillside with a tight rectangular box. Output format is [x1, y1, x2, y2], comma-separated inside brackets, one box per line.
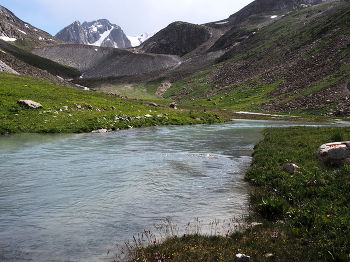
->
[32, 44, 181, 78]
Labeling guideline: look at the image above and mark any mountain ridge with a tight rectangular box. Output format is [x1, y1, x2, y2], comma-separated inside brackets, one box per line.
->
[55, 19, 155, 48]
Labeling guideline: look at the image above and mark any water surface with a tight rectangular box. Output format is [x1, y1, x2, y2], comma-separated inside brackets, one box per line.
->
[0, 119, 341, 261]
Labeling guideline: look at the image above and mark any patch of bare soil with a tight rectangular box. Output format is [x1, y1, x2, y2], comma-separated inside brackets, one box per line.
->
[155, 80, 172, 97]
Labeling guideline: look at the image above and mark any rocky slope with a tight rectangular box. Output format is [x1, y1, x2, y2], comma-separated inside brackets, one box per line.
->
[0, 5, 79, 83]
[0, 38, 80, 83]
[205, 0, 333, 29]
[168, 0, 350, 117]
[137, 22, 213, 57]
[55, 19, 132, 48]
[0, 5, 63, 47]
[32, 44, 181, 78]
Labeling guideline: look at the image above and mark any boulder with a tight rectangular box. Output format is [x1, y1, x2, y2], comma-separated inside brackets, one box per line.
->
[169, 102, 177, 109]
[17, 100, 43, 109]
[318, 141, 350, 166]
[149, 102, 158, 107]
[281, 163, 299, 174]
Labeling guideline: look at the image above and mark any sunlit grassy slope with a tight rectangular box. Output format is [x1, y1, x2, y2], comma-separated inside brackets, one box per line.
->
[0, 73, 224, 134]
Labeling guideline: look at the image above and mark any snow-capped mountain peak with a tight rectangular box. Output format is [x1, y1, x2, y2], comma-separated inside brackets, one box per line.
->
[55, 19, 131, 48]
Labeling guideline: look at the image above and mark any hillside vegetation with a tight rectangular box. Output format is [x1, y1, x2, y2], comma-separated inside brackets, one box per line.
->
[162, 0, 350, 117]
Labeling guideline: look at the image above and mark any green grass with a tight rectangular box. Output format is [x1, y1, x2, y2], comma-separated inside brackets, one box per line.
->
[180, 78, 285, 111]
[162, 70, 212, 99]
[96, 83, 165, 101]
[0, 73, 225, 134]
[129, 126, 350, 262]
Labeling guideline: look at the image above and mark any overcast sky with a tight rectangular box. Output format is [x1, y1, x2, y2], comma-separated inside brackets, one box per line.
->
[0, 0, 254, 36]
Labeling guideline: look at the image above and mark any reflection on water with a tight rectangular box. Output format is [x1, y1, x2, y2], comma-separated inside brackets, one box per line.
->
[0, 119, 342, 261]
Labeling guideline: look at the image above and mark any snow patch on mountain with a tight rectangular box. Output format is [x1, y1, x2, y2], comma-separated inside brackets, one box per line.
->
[90, 28, 114, 47]
[0, 36, 16, 41]
[127, 31, 157, 47]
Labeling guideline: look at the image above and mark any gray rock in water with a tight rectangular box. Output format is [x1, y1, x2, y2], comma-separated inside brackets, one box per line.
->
[17, 100, 42, 109]
[318, 142, 350, 166]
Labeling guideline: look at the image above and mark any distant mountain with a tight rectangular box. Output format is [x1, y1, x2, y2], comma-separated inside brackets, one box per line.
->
[55, 19, 132, 48]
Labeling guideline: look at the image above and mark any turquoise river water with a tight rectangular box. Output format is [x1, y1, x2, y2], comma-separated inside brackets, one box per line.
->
[0, 119, 345, 261]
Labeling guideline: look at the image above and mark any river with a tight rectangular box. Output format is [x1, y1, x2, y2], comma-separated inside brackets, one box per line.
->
[0, 119, 344, 261]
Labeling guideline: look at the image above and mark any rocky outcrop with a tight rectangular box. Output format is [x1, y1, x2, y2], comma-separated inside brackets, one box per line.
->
[318, 142, 350, 166]
[17, 100, 42, 109]
[138, 22, 212, 57]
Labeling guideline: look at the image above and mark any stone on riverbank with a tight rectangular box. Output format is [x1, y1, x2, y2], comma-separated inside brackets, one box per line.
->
[281, 163, 299, 174]
[318, 141, 350, 166]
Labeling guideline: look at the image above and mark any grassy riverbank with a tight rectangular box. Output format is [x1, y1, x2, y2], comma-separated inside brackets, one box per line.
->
[130, 126, 350, 261]
[0, 73, 224, 134]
